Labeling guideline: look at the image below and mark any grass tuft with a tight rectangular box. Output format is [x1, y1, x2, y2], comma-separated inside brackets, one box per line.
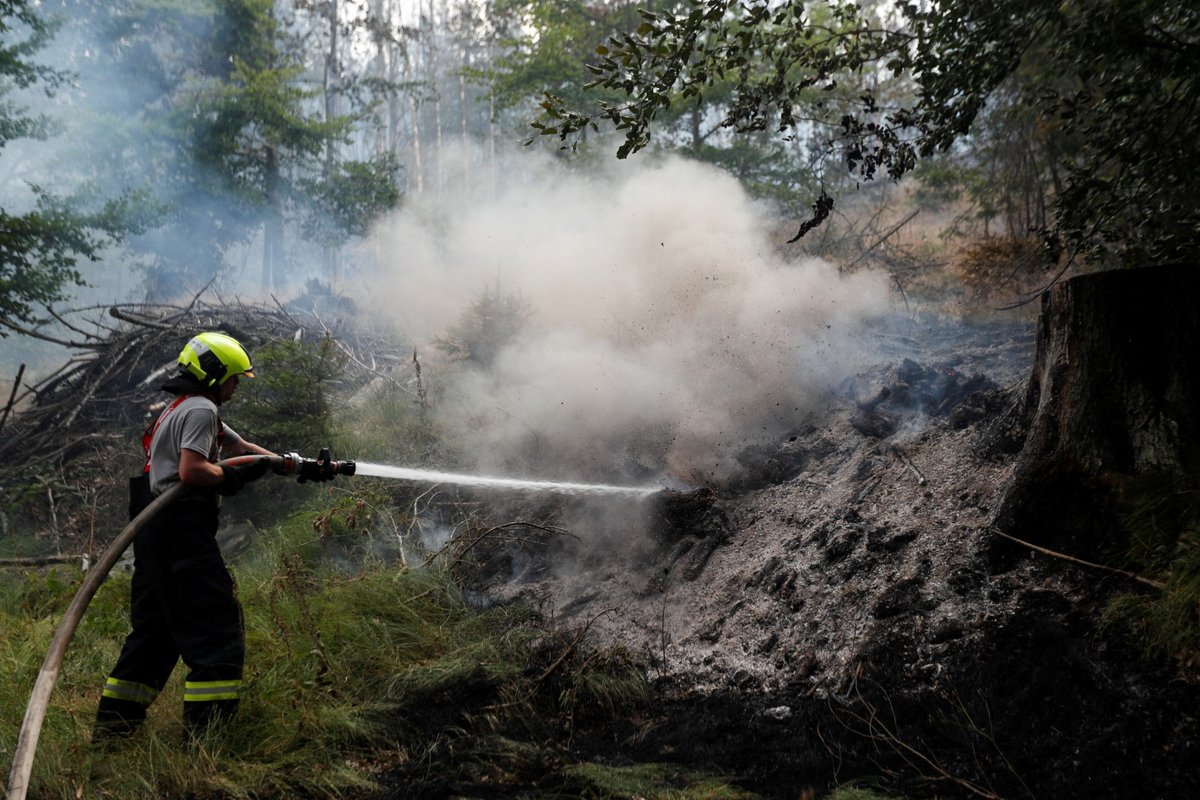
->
[1106, 474, 1200, 674]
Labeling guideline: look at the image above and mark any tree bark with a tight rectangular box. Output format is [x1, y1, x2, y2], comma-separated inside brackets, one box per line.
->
[995, 265, 1200, 561]
[325, 0, 341, 285]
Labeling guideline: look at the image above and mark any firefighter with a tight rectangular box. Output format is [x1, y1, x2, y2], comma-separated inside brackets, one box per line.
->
[94, 331, 275, 741]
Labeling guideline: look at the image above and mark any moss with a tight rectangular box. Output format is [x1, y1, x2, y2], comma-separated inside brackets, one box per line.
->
[826, 789, 903, 800]
[558, 761, 760, 799]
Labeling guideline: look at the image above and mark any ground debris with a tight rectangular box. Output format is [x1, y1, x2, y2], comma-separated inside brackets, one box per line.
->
[466, 311, 1200, 799]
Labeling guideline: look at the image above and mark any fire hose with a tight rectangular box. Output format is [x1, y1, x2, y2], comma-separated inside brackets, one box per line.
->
[6, 450, 355, 800]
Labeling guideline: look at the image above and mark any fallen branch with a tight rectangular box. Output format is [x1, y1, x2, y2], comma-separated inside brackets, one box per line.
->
[0, 555, 87, 569]
[0, 318, 102, 349]
[0, 363, 26, 434]
[108, 306, 175, 330]
[844, 209, 920, 271]
[890, 444, 928, 486]
[18, 433, 125, 471]
[854, 474, 882, 504]
[536, 608, 616, 683]
[835, 674, 1009, 800]
[269, 294, 306, 332]
[311, 308, 418, 399]
[60, 336, 139, 429]
[447, 520, 574, 565]
[28, 359, 89, 398]
[989, 528, 1165, 590]
[181, 277, 217, 315]
[46, 306, 104, 340]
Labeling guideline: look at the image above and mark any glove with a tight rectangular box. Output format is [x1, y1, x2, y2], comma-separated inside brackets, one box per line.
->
[219, 459, 270, 496]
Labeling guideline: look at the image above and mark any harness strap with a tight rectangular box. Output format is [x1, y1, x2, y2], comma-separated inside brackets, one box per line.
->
[142, 395, 191, 473]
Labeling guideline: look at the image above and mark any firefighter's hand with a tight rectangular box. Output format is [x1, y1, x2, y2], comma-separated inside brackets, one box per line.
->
[219, 459, 270, 496]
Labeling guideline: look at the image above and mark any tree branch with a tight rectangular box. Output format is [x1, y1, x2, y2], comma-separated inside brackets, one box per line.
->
[0, 363, 26, 435]
[108, 306, 175, 330]
[989, 527, 1165, 590]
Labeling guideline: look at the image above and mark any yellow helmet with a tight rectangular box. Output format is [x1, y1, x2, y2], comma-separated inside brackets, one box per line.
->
[177, 332, 255, 388]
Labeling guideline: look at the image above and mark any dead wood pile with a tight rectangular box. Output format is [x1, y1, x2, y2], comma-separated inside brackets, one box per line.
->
[0, 296, 409, 547]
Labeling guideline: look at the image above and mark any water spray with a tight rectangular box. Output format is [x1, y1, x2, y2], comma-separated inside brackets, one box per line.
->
[229, 452, 658, 499]
[353, 462, 659, 497]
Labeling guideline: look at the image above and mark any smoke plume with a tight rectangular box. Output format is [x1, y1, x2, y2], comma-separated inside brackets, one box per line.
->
[366, 155, 894, 484]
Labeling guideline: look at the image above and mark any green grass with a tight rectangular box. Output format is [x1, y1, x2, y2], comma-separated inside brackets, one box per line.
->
[1105, 476, 1200, 671]
[556, 761, 760, 799]
[827, 789, 903, 800]
[0, 502, 647, 799]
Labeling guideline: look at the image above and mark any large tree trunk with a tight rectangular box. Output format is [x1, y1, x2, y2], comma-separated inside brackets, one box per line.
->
[261, 145, 285, 291]
[324, 0, 341, 285]
[995, 265, 1200, 561]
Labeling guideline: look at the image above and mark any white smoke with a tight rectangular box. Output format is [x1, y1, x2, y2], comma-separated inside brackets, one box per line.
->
[365, 155, 894, 484]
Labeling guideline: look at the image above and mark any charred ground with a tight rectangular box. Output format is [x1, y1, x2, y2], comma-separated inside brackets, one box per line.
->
[447, 310, 1200, 799]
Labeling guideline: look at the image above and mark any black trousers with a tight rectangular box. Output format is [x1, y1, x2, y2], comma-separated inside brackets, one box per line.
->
[95, 490, 244, 738]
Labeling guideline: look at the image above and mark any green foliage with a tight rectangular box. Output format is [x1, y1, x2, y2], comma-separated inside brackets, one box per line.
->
[826, 788, 904, 800]
[0, 187, 150, 327]
[692, 134, 823, 214]
[497, 1, 844, 199]
[300, 152, 403, 248]
[1106, 476, 1200, 670]
[0, 568, 75, 618]
[0, 1, 142, 328]
[558, 761, 760, 798]
[48, 0, 400, 293]
[335, 378, 440, 466]
[233, 337, 347, 454]
[0, 502, 650, 799]
[542, 0, 1200, 262]
[488, 0, 655, 119]
[434, 283, 532, 367]
[0, 1, 68, 130]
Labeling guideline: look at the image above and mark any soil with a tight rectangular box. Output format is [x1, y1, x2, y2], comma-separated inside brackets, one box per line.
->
[447, 312, 1200, 799]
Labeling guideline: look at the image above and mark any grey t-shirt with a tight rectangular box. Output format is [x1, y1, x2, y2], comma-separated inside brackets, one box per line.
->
[147, 395, 243, 494]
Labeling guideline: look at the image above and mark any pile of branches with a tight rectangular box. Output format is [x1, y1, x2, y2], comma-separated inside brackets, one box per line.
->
[0, 294, 410, 485]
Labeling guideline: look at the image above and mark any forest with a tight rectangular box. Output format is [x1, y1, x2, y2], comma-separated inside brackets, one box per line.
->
[2, 1, 1199, 799]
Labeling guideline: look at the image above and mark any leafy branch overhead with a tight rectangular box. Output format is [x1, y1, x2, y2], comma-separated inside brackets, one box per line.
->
[0, 1, 146, 329]
[538, 0, 1200, 261]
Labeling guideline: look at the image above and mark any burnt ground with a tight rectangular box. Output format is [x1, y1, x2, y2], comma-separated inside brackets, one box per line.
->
[418, 312, 1200, 799]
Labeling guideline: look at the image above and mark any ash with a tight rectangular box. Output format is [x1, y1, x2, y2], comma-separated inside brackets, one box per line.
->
[473, 312, 1200, 798]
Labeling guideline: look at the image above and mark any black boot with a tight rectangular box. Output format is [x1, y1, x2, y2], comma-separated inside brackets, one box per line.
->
[93, 697, 146, 743]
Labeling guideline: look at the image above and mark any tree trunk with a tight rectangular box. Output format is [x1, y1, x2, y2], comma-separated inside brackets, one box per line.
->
[325, 0, 341, 285]
[261, 145, 284, 291]
[995, 265, 1200, 561]
[460, 51, 469, 192]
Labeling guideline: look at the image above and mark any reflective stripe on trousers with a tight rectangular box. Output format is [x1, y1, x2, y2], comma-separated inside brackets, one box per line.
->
[101, 676, 159, 706]
[183, 679, 243, 703]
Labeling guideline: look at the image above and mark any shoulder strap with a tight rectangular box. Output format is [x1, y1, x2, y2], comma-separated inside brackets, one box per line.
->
[142, 394, 192, 473]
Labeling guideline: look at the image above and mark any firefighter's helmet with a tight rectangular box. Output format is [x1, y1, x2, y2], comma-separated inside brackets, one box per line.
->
[177, 332, 255, 388]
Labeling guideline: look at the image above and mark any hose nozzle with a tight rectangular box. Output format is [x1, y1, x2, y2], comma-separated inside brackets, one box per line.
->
[276, 448, 356, 482]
